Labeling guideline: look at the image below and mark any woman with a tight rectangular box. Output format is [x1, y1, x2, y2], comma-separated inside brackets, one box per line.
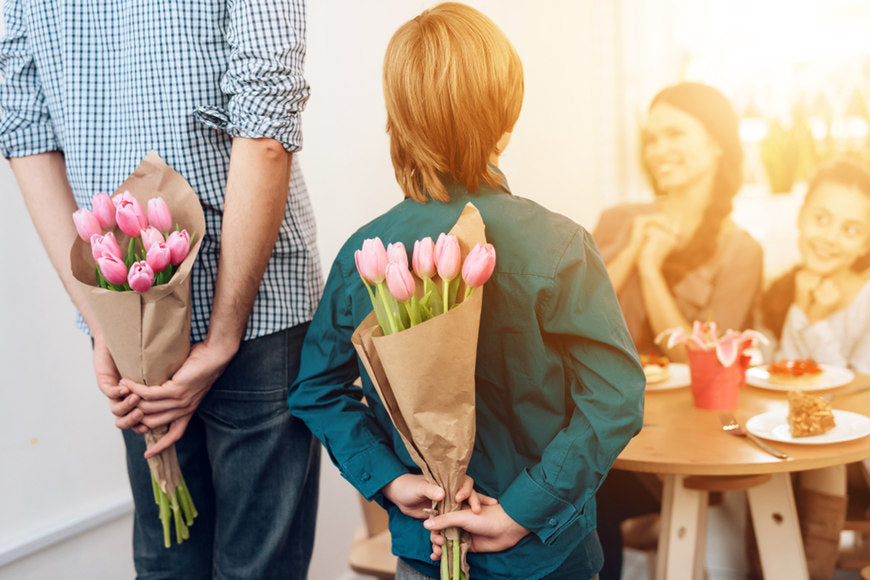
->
[593, 82, 764, 580]
[593, 82, 763, 363]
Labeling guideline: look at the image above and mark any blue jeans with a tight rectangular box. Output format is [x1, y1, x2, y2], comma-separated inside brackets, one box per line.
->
[122, 324, 320, 579]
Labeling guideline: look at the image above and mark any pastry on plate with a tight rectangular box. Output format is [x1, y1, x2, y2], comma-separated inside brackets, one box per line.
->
[787, 390, 836, 437]
[640, 353, 670, 384]
[767, 359, 823, 387]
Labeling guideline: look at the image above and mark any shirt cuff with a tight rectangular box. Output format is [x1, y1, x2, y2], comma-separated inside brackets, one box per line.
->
[499, 468, 585, 545]
[0, 119, 59, 159]
[194, 105, 302, 152]
[335, 440, 410, 501]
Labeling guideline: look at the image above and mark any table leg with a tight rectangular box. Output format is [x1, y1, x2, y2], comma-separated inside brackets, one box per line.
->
[656, 474, 708, 580]
[746, 472, 809, 579]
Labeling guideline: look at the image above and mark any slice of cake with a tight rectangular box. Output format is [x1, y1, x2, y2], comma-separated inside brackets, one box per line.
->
[768, 359, 824, 387]
[787, 390, 836, 437]
[640, 353, 670, 384]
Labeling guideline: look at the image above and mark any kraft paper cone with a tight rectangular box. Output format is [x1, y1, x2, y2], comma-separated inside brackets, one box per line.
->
[69, 150, 205, 499]
[351, 202, 485, 578]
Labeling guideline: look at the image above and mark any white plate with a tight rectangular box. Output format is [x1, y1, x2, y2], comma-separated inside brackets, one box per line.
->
[745, 364, 855, 392]
[645, 363, 691, 391]
[746, 409, 870, 444]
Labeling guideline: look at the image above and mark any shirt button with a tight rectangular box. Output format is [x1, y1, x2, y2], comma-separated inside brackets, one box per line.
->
[548, 517, 558, 527]
[361, 473, 371, 482]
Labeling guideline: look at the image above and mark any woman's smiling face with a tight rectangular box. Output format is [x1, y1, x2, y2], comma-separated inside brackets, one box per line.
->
[642, 102, 722, 195]
[798, 181, 870, 276]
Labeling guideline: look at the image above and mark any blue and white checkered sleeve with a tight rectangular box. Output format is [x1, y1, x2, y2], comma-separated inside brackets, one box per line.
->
[0, 0, 59, 158]
[197, 0, 309, 152]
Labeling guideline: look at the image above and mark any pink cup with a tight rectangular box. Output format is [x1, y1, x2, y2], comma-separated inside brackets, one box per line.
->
[686, 348, 748, 410]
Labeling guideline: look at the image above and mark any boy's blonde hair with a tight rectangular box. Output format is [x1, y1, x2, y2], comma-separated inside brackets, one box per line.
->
[383, 2, 524, 202]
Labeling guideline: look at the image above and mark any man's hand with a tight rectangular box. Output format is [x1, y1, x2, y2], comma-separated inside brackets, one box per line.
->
[92, 333, 145, 428]
[121, 339, 236, 456]
[424, 502, 530, 558]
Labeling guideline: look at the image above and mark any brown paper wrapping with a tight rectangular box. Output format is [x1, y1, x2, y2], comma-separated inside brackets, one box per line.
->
[351, 202, 486, 578]
[70, 150, 205, 494]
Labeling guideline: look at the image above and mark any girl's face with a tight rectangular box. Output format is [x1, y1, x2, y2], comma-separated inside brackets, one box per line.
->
[798, 182, 870, 277]
[642, 103, 722, 196]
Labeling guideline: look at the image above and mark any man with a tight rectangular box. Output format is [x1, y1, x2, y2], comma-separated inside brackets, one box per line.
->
[0, 1, 322, 577]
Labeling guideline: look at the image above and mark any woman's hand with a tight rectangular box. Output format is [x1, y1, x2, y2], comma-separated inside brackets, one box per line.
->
[637, 219, 679, 271]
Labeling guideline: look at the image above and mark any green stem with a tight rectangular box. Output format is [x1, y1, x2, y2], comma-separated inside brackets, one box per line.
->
[376, 282, 399, 334]
[441, 544, 449, 580]
[452, 538, 459, 580]
[442, 277, 450, 314]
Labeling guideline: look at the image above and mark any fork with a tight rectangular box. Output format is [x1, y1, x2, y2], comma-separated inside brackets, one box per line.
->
[718, 413, 789, 459]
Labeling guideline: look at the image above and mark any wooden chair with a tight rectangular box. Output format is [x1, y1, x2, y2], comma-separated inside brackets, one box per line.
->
[349, 494, 397, 579]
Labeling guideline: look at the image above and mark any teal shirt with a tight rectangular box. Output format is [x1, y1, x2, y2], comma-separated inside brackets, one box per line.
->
[289, 174, 644, 579]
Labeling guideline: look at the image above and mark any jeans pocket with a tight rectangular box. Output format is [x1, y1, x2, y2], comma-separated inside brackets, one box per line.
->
[199, 325, 307, 429]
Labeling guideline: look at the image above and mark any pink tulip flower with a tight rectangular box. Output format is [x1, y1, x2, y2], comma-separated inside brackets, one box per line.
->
[127, 261, 155, 293]
[355, 237, 388, 284]
[385, 262, 416, 302]
[412, 237, 436, 279]
[166, 229, 191, 266]
[91, 192, 116, 229]
[145, 241, 171, 273]
[73, 208, 102, 241]
[115, 194, 147, 238]
[147, 197, 173, 233]
[387, 241, 408, 268]
[97, 252, 129, 285]
[434, 233, 461, 280]
[90, 232, 123, 261]
[140, 226, 164, 251]
[461, 243, 496, 288]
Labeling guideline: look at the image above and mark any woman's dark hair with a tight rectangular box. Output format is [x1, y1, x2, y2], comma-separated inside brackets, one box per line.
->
[643, 82, 744, 285]
[761, 157, 870, 338]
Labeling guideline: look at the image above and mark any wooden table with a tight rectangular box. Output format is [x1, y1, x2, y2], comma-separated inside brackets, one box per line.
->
[613, 372, 870, 580]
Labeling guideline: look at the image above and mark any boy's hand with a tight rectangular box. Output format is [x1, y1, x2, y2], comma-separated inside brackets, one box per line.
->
[382, 474, 445, 519]
[425, 502, 529, 558]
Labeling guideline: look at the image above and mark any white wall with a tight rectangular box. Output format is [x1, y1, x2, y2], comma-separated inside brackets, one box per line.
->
[0, 1, 645, 578]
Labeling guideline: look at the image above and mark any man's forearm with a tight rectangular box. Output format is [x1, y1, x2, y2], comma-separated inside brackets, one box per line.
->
[9, 152, 103, 335]
[203, 137, 294, 359]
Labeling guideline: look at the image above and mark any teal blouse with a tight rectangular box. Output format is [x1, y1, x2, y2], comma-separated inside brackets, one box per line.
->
[288, 174, 644, 579]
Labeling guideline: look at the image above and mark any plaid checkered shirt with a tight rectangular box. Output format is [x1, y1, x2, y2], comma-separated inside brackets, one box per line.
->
[0, 0, 323, 342]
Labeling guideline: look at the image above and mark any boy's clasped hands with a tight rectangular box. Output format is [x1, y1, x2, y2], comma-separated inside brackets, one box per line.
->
[382, 473, 530, 560]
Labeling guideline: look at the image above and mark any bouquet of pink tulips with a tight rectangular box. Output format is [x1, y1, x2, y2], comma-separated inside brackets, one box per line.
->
[351, 203, 493, 580]
[74, 191, 193, 293]
[70, 151, 204, 548]
[355, 230, 495, 336]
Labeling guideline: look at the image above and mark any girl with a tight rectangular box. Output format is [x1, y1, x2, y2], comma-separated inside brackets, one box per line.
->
[760, 158, 870, 579]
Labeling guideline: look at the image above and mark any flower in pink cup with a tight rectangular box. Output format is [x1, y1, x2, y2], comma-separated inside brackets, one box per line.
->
[145, 241, 172, 273]
[73, 208, 102, 241]
[90, 232, 123, 261]
[115, 192, 147, 238]
[147, 197, 173, 233]
[91, 192, 116, 229]
[97, 252, 129, 286]
[127, 261, 155, 293]
[141, 226, 165, 251]
[166, 229, 191, 266]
